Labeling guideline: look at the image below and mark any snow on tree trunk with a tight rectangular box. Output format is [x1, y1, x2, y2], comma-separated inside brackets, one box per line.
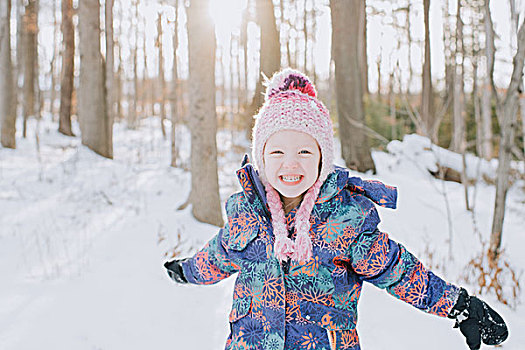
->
[0, 0, 16, 149]
[489, 20, 525, 265]
[186, 0, 223, 227]
[330, 0, 375, 173]
[58, 0, 74, 136]
[78, 0, 112, 158]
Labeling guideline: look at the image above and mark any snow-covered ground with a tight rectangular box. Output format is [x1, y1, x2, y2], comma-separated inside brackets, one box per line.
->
[1, 117, 524, 350]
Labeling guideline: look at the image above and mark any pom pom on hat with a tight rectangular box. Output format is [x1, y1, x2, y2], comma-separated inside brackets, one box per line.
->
[264, 68, 317, 100]
[252, 68, 335, 263]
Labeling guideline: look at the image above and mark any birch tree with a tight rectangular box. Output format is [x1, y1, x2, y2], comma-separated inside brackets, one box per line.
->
[185, 0, 223, 227]
[330, 0, 376, 173]
[78, 0, 112, 158]
[0, 0, 16, 148]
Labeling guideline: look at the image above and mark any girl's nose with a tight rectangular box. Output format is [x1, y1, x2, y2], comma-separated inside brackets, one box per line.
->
[282, 155, 300, 169]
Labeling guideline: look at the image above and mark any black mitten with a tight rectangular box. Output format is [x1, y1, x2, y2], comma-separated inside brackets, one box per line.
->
[164, 259, 188, 284]
[448, 288, 508, 350]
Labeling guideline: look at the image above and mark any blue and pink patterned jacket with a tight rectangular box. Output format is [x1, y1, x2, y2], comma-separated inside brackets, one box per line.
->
[180, 163, 460, 350]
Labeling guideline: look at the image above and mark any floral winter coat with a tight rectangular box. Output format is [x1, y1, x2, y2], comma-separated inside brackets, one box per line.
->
[179, 162, 460, 350]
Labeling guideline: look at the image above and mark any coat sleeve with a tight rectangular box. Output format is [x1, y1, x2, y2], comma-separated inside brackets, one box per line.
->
[347, 203, 460, 317]
[179, 198, 241, 285]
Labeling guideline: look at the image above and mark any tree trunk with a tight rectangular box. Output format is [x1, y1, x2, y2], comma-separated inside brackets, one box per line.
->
[15, 0, 23, 124]
[78, 0, 112, 158]
[421, 0, 435, 142]
[0, 0, 16, 148]
[170, 0, 180, 167]
[474, 56, 483, 159]
[241, 3, 249, 108]
[303, 0, 308, 74]
[330, 0, 375, 173]
[49, 0, 59, 117]
[142, 17, 149, 119]
[58, 0, 74, 136]
[450, 0, 465, 153]
[128, 1, 138, 128]
[389, 71, 396, 140]
[244, 0, 280, 138]
[186, 0, 224, 227]
[405, 3, 413, 92]
[359, 0, 368, 95]
[157, 12, 166, 139]
[116, 38, 122, 121]
[105, 0, 115, 132]
[489, 21, 525, 265]
[22, 0, 38, 138]
[481, 0, 495, 159]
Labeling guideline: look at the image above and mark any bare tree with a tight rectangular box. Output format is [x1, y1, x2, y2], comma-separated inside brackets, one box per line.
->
[185, 0, 223, 227]
[106, 0, 115, 130]
[128, 0, 138, 128]
[170, 0, 180, 167]
[22, 0, 38, 138]
[78, 0, 112, 158]
[450, 0, 465, 153]
[420, 0, 436, 142]
[330, 0, 376, 173]
[359, 0, 368, 95]
[157, 12, 167, 139]
[480, 0, 495, 159]
[489, 21, 525, 266]
[49, 0, 60, 116]
[1, 0, 16, 148]
[244, 0, 280, 137]
[58, 0, 74, 136]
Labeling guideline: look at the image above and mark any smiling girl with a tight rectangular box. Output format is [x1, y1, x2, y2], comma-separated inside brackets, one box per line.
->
[164, 69, 507, 350]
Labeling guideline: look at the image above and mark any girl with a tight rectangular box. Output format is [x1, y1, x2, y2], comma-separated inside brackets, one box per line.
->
[164, 69, 507, 350]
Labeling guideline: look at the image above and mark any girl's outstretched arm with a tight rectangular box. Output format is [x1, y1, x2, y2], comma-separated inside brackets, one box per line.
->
[347, 204, 508, 349]
[348, 225, 460, 317]
[164, 197, 241, 285]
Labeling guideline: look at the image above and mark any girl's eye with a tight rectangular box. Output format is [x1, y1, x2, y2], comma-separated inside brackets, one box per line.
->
[270, 150, 283, 155]
[299, 150, 312, 154]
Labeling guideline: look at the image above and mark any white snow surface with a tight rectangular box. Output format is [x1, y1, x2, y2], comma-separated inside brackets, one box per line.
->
[1, 118, 524, 350]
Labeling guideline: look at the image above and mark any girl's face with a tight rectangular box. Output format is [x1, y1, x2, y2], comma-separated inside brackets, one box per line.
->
[263, 130, 321, 202]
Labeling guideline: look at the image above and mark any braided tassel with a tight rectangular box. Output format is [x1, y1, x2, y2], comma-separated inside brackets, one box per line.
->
[292, 179, 322, 262]
[264, 182, 295, 262]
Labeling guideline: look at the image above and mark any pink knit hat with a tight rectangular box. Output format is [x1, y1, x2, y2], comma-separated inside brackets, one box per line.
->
[252, 68, 334, 263]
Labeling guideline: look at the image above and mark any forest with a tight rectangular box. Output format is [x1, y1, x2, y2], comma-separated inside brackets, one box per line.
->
[1, 0, 525, 349]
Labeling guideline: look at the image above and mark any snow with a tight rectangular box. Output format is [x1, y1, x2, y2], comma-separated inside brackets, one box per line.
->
[1, 117, 524, 349]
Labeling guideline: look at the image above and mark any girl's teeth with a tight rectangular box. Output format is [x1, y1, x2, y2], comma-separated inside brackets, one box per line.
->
[282, 175, 301, 182]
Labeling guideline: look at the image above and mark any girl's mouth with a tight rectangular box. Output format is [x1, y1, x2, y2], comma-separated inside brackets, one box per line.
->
[279, 175, 303, 185]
